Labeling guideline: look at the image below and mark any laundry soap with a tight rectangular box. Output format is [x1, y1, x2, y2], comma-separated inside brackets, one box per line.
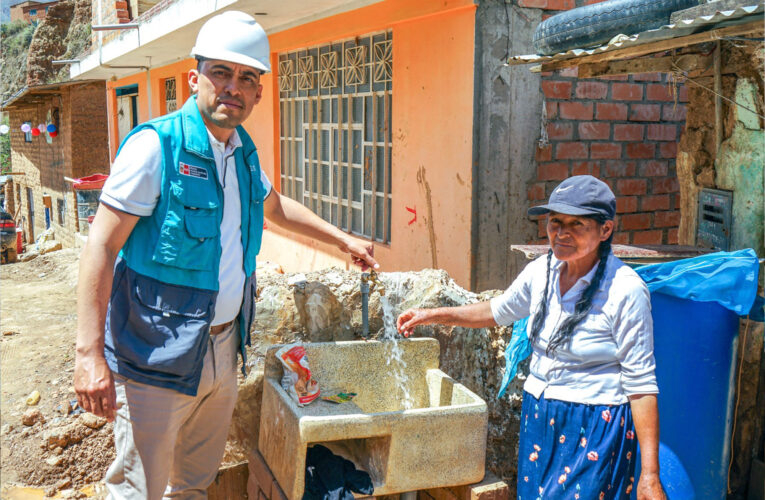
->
[322, 392, 357, 404]
[277, 344, 320, 406]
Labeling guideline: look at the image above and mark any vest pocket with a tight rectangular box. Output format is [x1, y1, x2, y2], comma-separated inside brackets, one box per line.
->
[153, 183, 220, 271]
[106, 263, 215, 382]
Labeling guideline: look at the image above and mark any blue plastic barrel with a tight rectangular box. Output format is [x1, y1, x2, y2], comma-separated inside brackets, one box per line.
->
[633, 292, 740, 499]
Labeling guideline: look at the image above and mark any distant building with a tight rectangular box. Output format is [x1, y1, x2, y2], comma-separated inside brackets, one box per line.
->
[0, 81, 110, 248]
[9, 0, 58, 23]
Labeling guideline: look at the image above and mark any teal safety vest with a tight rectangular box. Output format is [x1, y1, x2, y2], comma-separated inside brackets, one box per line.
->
[103, 96, 265, 395]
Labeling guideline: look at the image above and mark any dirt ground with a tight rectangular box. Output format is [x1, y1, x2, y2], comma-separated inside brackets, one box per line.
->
[0, 248, 112, 498]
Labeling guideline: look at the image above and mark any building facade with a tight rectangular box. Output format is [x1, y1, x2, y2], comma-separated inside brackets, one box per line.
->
[2, 81, 110, 248]
[9, 0, 58, 23]
[69, 0, 687, 290]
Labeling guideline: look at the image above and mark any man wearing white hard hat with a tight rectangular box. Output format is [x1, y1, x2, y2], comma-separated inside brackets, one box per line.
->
[74, 11, 379, 498]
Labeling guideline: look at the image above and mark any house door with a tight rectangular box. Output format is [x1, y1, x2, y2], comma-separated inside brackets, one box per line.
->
[26, 187, 35, 242]
[116, 84, 139, 145]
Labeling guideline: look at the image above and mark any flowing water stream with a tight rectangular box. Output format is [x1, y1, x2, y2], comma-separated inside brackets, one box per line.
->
[379, 274, 414, 410]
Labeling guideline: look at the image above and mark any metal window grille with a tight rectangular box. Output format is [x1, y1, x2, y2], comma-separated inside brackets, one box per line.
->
[165, 78, 177, 113]
[278, 32, 393, 244]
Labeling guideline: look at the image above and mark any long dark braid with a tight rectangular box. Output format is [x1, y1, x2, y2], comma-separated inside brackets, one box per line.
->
[528, 249, 553, 347]
[546, 234, 612, 354]
[528, 216, 614, 354]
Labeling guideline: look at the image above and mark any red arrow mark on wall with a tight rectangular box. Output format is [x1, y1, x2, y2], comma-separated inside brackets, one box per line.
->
[406, 206, 417, 225]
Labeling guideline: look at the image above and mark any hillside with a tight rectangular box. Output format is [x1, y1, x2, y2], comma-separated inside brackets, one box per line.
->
[0, 20, 36, 101]
[0, 0, 91, 102]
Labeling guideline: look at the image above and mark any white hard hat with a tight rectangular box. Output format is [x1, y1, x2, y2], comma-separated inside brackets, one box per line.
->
[190, 11, 271, 73]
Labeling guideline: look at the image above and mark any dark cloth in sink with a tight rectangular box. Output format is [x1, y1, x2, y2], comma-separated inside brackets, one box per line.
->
[303, 444, 374, 500]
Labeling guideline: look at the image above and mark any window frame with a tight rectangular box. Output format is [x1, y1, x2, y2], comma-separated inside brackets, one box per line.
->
[277, 31, 393, 244]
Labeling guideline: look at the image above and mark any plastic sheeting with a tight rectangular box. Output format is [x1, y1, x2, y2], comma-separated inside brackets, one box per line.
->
[634, 248, 760, 316]
[498, 248, 762, 399]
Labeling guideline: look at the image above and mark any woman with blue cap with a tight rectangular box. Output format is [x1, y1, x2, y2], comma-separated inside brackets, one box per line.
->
[397, 175, 665, 499]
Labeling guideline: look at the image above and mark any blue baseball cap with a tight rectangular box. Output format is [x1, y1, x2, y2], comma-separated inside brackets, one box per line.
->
[528, 175, 616, 220]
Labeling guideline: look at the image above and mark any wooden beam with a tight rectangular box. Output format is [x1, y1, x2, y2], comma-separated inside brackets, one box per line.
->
[714, 40, 723, 156]
[538, 21, 763, 72]
[578, 54, 712, 78]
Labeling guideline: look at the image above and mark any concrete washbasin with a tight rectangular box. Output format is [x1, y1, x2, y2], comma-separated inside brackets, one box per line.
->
[258, 338, 488, 498]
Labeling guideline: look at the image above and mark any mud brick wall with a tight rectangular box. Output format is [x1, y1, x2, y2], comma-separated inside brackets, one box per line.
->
[519, 0, 688, 245]
[8, 81, 109, 248]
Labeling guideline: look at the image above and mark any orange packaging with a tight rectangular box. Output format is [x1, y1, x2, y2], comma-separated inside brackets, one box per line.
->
[276, 344, 320, 406]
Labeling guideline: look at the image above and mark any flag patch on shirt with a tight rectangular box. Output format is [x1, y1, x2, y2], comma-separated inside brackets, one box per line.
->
[179, 162, 208, 180]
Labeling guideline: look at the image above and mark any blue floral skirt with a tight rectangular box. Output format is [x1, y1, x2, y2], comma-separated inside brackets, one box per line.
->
[517, 391, 638, 500]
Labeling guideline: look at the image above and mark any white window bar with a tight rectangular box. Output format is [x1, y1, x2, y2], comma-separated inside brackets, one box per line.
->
[278, 32, 392, 244]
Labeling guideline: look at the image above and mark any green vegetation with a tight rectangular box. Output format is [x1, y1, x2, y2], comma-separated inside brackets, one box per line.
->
[55, 22, 91, 82]
[1, 115, 9, 175]
[0, 20, 37, 103]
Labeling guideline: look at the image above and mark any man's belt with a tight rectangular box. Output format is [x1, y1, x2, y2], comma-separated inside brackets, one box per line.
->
[210, 320, 234, 335]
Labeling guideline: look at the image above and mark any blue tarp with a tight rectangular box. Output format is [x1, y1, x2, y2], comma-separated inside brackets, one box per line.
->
[634, 248, 760, 316]
[497, 249, 762, 399]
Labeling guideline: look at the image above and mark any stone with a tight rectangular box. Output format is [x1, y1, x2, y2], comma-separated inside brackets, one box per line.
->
[80, 413, 106, 429]
[258, 338, 488, 497]
[256, 260, 284, 275]
[22, 408, 43, 426]
[2, 330, 19, 336]
[58, 400, 74, 415]
[46, 455, 65, 466]
[42, 422, 87, 449]
[39, 240, 63, 255]
[26, 390, 41, 406]
[19, 251, 39, 262]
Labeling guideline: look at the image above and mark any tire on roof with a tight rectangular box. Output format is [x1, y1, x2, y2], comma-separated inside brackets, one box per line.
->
[533, 0, 699, 56]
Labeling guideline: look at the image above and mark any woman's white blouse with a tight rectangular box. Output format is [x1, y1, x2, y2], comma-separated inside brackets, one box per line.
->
[490, 252, 658, 405]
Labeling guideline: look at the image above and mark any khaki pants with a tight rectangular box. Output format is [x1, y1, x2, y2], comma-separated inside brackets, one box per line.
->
[106, 323, 239, 500]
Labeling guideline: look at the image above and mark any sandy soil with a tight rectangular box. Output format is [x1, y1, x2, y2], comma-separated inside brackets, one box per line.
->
[0, 248, 112, 498]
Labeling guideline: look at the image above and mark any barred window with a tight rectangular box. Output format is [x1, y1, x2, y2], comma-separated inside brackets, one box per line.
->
[164, 78, 177, 113]
[278, 32, 392, 244]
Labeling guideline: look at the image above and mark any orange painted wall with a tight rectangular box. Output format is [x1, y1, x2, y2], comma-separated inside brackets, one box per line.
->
[104, 0, 477, 288]
[258, 0, 477, 288]
[106, 59, 195, 160]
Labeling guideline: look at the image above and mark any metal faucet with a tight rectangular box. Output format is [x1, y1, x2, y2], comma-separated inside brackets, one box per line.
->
[360, 270, 385, 337]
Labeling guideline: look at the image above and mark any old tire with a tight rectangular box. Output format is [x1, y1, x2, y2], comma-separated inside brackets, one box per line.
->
[533, 0, 699, 55]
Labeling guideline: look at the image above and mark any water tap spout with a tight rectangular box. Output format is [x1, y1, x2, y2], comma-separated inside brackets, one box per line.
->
[360, 270, 385, 338]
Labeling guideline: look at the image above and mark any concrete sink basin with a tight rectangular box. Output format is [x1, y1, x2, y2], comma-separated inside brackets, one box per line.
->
[258, 338, 488, 498]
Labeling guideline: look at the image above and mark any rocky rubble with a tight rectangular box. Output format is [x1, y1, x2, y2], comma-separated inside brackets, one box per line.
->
[226, 266, 526, 485]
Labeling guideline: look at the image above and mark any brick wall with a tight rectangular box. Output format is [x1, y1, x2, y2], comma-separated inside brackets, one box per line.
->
[520, 0, 688, 246]
[8, 81, 109, 249]
[91, 0, 133, 47]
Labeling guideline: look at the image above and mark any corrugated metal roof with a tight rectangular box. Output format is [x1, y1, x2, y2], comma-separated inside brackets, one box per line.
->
[508, 2, 764, 66]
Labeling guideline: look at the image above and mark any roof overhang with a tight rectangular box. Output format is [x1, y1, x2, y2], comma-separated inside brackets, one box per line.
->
[1, 79, 104, 110]
[508, 2, 764, 74]
[69, 0, 383, 81]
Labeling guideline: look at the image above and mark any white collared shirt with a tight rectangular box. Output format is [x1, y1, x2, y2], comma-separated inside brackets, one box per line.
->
[101, 128, 273, 325]
[490, 252, 658, 405]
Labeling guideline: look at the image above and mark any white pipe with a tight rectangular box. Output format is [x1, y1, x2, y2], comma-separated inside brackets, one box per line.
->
[146, 57, 152, 119]
[97, 0, 103, 64]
